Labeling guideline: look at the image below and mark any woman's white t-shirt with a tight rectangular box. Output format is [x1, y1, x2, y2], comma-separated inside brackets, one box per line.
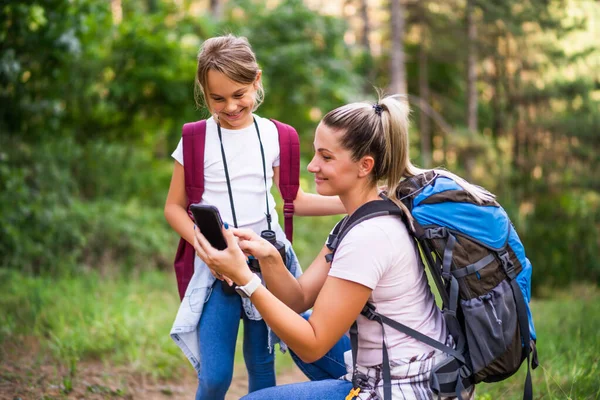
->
[328, 215, 447, 366]
[172, 115, 284, 239]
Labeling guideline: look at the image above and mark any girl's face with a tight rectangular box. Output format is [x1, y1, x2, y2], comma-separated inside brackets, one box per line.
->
[307, 123, 361, 197]
[206, 69, 261, 130]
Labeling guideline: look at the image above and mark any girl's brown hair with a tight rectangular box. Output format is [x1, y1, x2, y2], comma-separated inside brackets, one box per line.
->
[194, 34, 264, 111]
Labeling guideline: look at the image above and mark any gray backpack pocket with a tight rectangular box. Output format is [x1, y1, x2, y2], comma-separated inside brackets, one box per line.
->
[461, 279, 522, 382]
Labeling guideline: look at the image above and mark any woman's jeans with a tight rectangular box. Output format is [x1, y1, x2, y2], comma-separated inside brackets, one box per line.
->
[242, 379, 353, 399]
[240, 311, 354, 399]
[196, 280, 275, 400]
[290, 310, 350, 381]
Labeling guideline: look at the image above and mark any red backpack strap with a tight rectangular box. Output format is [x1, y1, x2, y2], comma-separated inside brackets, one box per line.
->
[182, 120, 207, 205]
[271, 119, 300, 242]
[174, 120, 206, 300]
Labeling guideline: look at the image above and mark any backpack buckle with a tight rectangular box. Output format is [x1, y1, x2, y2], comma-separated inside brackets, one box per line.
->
[444, 308, 456, 318]
[326, 234, 339, 251]
[361, 303, 378, 321]
[425, 227, 448, 239]
[283, 203, 295, 217]
[325, 253, 334, 263]
[499, 251, 516, 278]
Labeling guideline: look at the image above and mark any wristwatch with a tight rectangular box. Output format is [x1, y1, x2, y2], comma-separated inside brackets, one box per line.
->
[235, 274, 262, 298]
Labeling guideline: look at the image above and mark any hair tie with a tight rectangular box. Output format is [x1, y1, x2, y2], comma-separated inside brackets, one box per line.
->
[372, 104, 383, 116]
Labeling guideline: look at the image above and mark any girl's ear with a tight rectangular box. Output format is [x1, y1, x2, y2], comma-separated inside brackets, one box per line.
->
[254, 70, 262, 88]
[358, 156, 375, 178]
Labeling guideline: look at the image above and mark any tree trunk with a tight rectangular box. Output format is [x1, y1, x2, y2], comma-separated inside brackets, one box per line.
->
[359, 0, 375, 92]
[492, 34, 504, 139]
[390, 0, 407, 94]
[359, 0, 371, 54]
[210, 0, 223, 20]
[466, 0, 478, 132]
[111, 0, 122, 25]
[418, 3, 431, 168]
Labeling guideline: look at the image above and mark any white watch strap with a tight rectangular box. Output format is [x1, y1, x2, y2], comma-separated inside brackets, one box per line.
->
[237, 274, 262, 298]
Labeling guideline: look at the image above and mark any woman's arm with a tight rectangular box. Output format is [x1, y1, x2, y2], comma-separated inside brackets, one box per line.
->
[273, 166, 346, 216]
[236, 228, 333, 313]
[164, 161, 195, 245]
[194, 226, 372, 363]
[251, 276, 370, 363]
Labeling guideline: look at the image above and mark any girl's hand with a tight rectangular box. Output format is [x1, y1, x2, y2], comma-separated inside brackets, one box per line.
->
[193, 224, 253, 285]
[234, 228, 280, 261]
[208, 267, 234, 286]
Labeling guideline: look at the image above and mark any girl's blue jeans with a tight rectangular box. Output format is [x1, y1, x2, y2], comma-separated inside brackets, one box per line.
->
[196, 279, 275, 400]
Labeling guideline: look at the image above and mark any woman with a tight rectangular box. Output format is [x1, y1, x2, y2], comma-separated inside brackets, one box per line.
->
[192, 94, 478, 399]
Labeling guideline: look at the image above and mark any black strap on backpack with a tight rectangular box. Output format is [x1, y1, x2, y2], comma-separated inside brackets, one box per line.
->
[326, 198, 472, 400]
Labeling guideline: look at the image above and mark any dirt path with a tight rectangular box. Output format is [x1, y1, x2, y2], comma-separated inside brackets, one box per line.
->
[0, 341, 308, 400]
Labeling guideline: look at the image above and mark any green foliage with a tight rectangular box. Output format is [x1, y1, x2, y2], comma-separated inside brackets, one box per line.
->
[1, 0, 599, 291]
[1, 0, 108, 139]
[0, 0, 211, 149]
[521, 191, 600, 290]
[221, 0, 363, 141]
[0, 135, 174, 273]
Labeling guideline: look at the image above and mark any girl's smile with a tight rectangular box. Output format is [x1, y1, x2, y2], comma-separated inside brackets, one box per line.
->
[206, 69, 261, 130]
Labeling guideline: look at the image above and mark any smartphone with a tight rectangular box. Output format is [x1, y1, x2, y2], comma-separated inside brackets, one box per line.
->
[189, 204, 227, 250]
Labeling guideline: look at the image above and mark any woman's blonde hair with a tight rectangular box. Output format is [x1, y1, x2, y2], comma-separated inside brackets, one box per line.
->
[321, 92, 493, 217]
[194, 34, 264, 112]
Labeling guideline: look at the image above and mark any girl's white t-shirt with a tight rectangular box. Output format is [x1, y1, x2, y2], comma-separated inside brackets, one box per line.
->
[328, 215, 447, 366]
[172, 115, 284, 238]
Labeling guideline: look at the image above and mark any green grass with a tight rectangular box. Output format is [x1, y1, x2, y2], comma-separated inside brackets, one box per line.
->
[0, 268, 186, 379]
[1, 268, 599, 398]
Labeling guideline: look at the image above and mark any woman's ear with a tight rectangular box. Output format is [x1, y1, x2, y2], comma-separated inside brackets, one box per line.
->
[358, 156, 375, 178]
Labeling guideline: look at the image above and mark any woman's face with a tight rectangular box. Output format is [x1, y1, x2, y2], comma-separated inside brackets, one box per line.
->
[205, 69, 260, 130]
[307, 123, 361, 197]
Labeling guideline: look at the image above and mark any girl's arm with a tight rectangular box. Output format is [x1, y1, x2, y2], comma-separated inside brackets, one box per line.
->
[235, 228, 333, 313]
[273, 166, 346, 216]
[194, 227, 372, 363]
[164, 161, 195, 245]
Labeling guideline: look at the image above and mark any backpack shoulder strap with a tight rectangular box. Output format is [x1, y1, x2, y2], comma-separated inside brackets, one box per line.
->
[271, 119, 300, 242]
[325, 198, 405, 263]
[182, 120, 207, 204]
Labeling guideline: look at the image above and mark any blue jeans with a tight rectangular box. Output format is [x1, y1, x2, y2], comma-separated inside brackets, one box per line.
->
[241, 379, 353, 399]
[241, 311, 353, 399]
[196, 280, 275, 400]
[290, 310, 350, 381]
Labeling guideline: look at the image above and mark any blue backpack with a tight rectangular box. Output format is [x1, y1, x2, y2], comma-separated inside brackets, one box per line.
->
[326, 171, 538, 400]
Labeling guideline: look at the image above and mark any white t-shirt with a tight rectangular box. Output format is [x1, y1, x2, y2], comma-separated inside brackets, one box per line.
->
[172, 115, 284, 238]
[329, 215, 446, 366]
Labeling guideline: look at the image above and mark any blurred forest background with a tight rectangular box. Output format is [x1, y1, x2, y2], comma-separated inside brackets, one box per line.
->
[1, 0, 599, 399]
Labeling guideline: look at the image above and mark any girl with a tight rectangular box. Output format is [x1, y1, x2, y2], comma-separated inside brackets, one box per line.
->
[164, 35, 344, 400]
[192, 94, 481, 399]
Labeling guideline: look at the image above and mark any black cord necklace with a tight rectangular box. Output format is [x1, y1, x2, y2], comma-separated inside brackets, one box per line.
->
[216, 117, 272, 230]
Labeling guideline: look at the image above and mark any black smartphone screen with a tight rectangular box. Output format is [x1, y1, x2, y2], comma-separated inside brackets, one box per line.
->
[189, 204, 228, 250]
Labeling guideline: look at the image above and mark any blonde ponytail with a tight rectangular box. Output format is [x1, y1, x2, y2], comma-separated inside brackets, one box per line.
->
[321, 92, 495, 220]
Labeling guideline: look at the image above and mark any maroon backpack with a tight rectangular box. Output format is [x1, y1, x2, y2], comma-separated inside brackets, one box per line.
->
[173, 119, 300, 300]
